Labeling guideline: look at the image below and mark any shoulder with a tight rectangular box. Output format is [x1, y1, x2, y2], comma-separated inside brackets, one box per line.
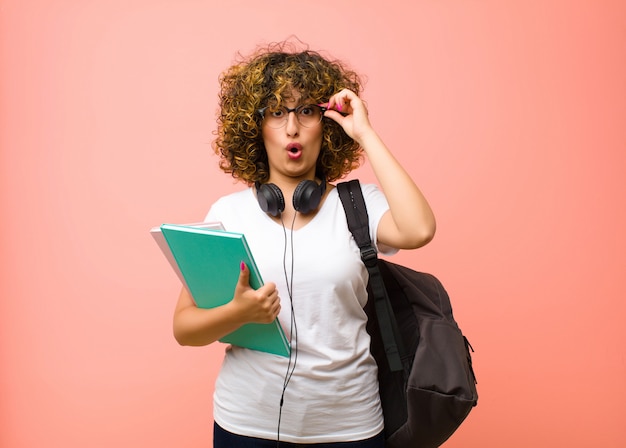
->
[342, 181, 397, 255]
[336, 181, 384, 197]
[212, 188, 254, 207]
[359, 182, 390, 210]
[334, 181, 390, 217]
[360, 182, 382, 197]
[205, 187, 255, 222]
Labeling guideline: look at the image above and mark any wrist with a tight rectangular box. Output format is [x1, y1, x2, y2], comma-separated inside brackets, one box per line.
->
[355, 128, 382, 151]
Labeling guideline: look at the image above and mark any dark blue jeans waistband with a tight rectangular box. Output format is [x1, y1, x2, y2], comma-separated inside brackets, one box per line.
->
[213, 422, 385, 448]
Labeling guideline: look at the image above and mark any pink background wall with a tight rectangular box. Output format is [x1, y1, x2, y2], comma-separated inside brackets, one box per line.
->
[1, 1, 625, 446]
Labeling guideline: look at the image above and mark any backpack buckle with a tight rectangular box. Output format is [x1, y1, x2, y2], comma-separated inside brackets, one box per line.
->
[360, 246, 378, 267]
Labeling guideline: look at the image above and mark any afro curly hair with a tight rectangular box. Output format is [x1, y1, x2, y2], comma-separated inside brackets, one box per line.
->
[212, 41, 364, 184]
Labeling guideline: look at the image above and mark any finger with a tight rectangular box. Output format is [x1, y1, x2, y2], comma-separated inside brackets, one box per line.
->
[237, 261, 250, 288]
[330, 96, 354, 116]
[328, 92, 343, 112]
[273, 303, 281, 319]
[261, 295, 280, 323]
[326, 92, 342, 111]
[321, 109, 345, 125]
[258, 281, 277, 296]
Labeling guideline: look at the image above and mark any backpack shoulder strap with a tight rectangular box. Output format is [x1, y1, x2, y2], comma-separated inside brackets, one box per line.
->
[337, 180, 404, 372]
[337, 180, 372, 253]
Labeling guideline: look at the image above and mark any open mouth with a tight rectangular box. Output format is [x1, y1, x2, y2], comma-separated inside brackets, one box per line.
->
[286, 143, 302, 159]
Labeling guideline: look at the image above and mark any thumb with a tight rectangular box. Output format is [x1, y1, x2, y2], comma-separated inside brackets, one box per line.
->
[237, 261, 251, 288]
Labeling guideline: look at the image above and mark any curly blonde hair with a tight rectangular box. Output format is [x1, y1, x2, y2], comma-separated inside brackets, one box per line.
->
[213, 41, 363, 184]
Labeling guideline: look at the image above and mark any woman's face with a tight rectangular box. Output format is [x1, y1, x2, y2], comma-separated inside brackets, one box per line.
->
[261, 92, 324, 183]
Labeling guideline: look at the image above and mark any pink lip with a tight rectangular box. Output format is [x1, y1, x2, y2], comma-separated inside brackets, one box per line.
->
[286, 143, 303, 160]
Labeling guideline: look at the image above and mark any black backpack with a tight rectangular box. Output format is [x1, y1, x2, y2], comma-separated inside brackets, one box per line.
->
[338, 180, 478, 448]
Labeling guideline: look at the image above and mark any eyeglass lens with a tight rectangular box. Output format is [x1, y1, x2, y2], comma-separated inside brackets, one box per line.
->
[262, 105, 324, 128]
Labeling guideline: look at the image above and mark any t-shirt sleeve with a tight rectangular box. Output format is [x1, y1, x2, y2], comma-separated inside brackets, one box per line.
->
[361, 183, 399, 257]
[204, 200, 221, 223]
[201, 188, 257, 233]
[203, 191, 246, 227]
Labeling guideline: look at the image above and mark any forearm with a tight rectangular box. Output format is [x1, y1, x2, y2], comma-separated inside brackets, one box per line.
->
[173, 290, 244, 347]
[172, 272, 281, 346]
[358, 130, 436, 248]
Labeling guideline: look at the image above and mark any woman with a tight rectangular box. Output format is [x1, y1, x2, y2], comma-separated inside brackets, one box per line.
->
[173, 41, 436, 447]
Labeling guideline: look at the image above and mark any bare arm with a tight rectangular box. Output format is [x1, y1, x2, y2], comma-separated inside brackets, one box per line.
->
[325, 90, 436, 249]
[173, 263, 281, 346]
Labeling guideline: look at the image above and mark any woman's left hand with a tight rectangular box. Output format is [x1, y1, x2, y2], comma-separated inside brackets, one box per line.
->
[322, 89, 374, 144]
[324, 90, 437, 250]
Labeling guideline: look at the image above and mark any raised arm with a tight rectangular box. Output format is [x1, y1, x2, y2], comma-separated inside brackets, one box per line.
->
[324, 89, 436, 249]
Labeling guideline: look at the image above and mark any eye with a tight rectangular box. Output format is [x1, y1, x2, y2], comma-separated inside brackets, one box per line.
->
[270, 108, 286, 118]
[298, 106, 315, 117]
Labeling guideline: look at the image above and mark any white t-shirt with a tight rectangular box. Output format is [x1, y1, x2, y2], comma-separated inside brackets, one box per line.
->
[205, 183, 395, 443]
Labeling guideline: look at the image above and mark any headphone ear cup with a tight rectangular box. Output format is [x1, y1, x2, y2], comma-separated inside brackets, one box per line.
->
[256, 182, 285, 217]
[293, 180, 322, 214]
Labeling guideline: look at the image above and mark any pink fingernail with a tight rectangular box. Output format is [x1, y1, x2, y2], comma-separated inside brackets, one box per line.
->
[337, 103, 343, 111]
[240, 261, 245, 271]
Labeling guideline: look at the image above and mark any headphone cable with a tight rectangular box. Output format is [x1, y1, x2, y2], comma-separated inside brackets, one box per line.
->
[276, 213, 298, 446]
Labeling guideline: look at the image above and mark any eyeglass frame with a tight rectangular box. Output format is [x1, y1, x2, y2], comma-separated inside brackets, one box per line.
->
[257, 104, 328, 128]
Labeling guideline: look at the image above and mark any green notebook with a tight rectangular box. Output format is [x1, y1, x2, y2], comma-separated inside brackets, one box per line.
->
[159, 224, 290, 357]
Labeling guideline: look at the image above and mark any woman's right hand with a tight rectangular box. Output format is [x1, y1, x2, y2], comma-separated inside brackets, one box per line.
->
[172, 262, 281, 346]
[232, 262, 281, 324]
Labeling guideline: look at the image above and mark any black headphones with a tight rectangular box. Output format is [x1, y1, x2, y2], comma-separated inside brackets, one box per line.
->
[255, 177, 327, 216]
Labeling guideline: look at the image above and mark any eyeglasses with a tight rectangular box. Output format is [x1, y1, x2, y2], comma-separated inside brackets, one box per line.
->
[257, 104, 327, 128]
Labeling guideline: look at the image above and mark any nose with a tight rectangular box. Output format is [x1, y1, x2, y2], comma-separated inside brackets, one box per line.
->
[285, 110, 300, 136]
